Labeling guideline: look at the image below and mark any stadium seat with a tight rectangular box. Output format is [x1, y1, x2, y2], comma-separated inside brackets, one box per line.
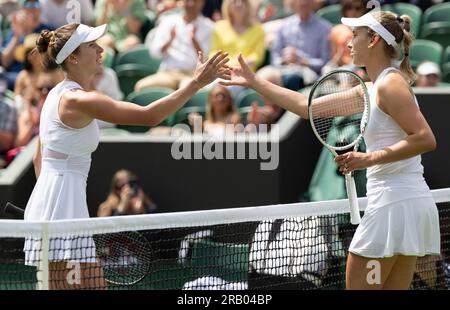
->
[190, 239, 249, 283]
[422, 2, 450, 25]
[114, 44, 161, 73]
[235, 89, 265, 108]
[102, 47, 115, 68]
[443, 46, 450, 64]
[381, 3, 422, 36]
[409, 39, 443, 70]
[316, 4, 342, 25]
[442, 63, 450, 83]
[99, 127, 131, 136]
[174, 106, 206, 125]
[238, 106, 253, 121]
[420, 22, 450, 49]
[185, 89, 209, 108]
[114, 63, 155, 98]
[118, 88, 174, 132]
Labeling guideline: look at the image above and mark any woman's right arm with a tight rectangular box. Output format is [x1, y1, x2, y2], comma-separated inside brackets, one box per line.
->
[33, 137, 41, 179]
[221, 54, 309, 119]
[68, 51, 229, 126]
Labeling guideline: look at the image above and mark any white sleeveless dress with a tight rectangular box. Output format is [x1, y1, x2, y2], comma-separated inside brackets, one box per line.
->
[349, 67, 441, 258]
[24, 80, 100, 265]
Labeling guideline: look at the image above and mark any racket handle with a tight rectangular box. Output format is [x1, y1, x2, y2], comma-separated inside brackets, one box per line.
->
[4, 202, 25, 218]
[345, 174, 361, 225]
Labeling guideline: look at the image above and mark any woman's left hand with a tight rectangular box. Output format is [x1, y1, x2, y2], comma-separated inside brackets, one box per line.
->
[335, 151, 373, 174]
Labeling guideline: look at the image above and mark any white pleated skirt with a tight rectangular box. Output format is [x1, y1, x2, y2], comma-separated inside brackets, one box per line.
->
[349, 196, 441, 258]
[24, 159, 96, 265]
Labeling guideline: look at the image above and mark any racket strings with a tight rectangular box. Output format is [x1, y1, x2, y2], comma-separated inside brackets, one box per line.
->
[95, 231, 152, 285]
[309, 73, 367, 148]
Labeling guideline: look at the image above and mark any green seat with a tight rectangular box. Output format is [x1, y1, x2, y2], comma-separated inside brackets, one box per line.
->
[420, 22, 450, 49]
[190, 239, 249, 283]
[114, 44, 161, 73]
[443, 46, 450, 64]
[409, 39, 443, 70]
[382, 3, 422, 36]
[185, 89, 209, 108]
[422, 2, 450, 25]
[102, 47, 115, 68]
[306, 117, 367, 202]
[174, 106, 206, 125]
[118, 88, 174, 132]
[99, 127, 131, 136]
[235, 89, 264, 108]
[442, 63, 450, 83]
[238, 106, 252, 121]
[4, 89, 15, 101]
[316, 4, 342, 25]
[115, 63, 155, 98]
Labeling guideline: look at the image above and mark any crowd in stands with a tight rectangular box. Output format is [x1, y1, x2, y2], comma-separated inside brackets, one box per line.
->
[1, 0, 450, 170]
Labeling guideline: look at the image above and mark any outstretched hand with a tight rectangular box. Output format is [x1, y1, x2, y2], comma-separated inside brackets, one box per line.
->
[219, 54, 256, 88]
[193, 51, 230, 88]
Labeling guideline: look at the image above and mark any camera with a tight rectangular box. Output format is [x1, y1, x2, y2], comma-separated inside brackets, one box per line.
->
[128, 179, 140, 197]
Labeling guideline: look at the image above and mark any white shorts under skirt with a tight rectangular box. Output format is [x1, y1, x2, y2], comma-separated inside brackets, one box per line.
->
[349, 196, 441, 258]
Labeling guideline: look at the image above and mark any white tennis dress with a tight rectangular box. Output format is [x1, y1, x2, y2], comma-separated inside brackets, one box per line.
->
[24, 79, 99, 265]
[349, 67, 441, 258]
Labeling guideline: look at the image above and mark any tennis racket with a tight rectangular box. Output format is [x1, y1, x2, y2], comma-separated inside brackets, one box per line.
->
[308, 70, 370, 225]
[94, 231, 152, 286]
[3, 202, 152, 286]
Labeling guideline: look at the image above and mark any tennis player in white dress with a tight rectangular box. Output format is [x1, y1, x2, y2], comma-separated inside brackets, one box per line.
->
[221, 11, 440, 289]
[23, 23, 230, 289]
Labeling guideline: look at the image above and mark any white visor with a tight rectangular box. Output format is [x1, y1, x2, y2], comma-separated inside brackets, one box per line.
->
[341, 12, 397, 47]
[55, 24, 108, 65]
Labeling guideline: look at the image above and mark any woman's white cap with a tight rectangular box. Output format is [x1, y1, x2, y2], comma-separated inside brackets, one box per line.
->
[55, 24, 108, 65]
[341, 12, 397, 47]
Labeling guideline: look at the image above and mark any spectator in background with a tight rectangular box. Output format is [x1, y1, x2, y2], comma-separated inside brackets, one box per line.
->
[1, 0, 52, 89]
[14, 67, 63, 148]
[202, 0, 222, 21]
[415, 61, 441, 87]
[256, 0, 293, 22]
[97, 169, 157, 216]
[13, 33, 43, 108]
[135, 0, 213, 91]
[210, 0, 266, 73]
[95, 0, 147, 52]
[0, 67, 18, 168]
[259, 0, 331, 91]
[151, 0, 181, 18]
[39, 0, 94, 29]
[321, 0, 367, 75]
[188, 84, 241, 136]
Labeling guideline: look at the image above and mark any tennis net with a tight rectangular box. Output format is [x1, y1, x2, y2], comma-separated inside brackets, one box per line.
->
[0, 188, 449, 290]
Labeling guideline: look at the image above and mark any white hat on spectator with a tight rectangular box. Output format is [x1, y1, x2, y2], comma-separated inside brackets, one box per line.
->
[416, 61, 441, 76]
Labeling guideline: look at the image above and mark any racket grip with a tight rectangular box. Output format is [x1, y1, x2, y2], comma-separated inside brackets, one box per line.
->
[345, 174, 361, 225]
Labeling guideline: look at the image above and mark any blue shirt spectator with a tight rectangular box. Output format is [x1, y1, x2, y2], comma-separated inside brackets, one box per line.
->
[1, 0, 53, 89]
[271, 13, 332, 74]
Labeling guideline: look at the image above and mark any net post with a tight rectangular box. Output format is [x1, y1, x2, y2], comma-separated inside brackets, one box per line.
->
[37, 222, 49, 290]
